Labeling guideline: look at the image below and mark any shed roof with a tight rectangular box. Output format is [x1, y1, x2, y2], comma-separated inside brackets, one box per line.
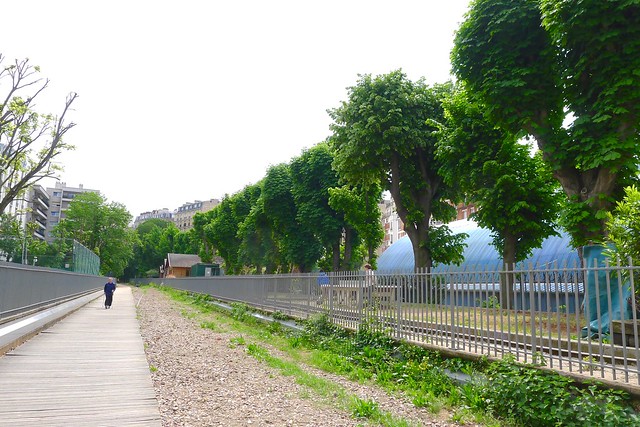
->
[167, 253, 202, 268]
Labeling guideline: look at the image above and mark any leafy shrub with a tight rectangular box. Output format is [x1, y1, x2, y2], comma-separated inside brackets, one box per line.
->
[271, 310, 289, 321]
[482, 356, 640, 426]
[230, 302, 251, 321]
[350, 397, 379, 419]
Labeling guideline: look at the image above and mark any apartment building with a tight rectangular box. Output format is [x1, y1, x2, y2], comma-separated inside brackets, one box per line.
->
[133, 208, 173, 228]
[379, 198, 406, 255]
[44, 182, 99, 241]
[173, 198, 220, 232]
[378, 198, 476, 255]
[24, 185, 50, 241]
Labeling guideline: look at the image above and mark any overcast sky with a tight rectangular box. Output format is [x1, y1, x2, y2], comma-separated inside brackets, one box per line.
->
[1, 0, 471, 219]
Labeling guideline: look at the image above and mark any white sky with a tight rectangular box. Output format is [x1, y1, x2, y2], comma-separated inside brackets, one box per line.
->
[1, 0, 471, 219]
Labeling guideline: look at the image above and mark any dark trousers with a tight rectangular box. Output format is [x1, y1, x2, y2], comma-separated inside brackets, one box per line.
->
[105, 293, 114, 307]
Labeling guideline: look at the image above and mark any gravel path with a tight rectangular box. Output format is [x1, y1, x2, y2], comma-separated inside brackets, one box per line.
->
[133, 287, 475, 427]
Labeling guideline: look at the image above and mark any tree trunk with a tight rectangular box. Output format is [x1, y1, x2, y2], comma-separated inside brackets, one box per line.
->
[405, 226, 432, 272]
[501, 233, 517, 310]
[553, 165, 618, 242]
[343, 227, 354, 270]
[388, 158, 434, 271]
[332, 240, 341, 272]
[531, 125, 619, 243]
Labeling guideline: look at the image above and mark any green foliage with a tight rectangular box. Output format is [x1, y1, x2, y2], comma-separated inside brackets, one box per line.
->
[237, 194, 275, 273]
[481, 356, 640, 426]
[428, 224, 467, 267]
[300, 313, 348, 349]
[261, 163, 322, 272]
[328, 183, 384, 268]
[230, 302, 251, 322]
[200, 321, 221, 332]
[228, 335, 246, 348]
[605, 185, 640, 265]
[205, 189, 257, 274]
[476, 296, 500, 309]
[270, 311, 289, 321]
[124, 220, 192, 279]
[604, 185, 640, 309]
[452, 0, 640, 245]
[0, 214, 23, 262]
[436, 87, 562, 267]
[349, 397, 379, 419]
[54, 192, 135, 276]
[290, 143, 345, 270]
[0, 56, 77, 215]
[136, 218, 173, 234]
[329, 70, 464, 270]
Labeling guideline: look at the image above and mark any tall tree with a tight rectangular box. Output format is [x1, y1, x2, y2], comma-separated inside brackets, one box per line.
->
[124, 219, 172, 279]
[192, 212, 214, 262]
[328, 184, 383, 268]
[451, 0, 640, 247]
[54, 192, 135, 276]
[436, 88, 563, 307]
[289, 143, 346, 271]
[204, 195, 243, 274]
[238, 197, 281, 273]
[329, 70, 465, 270]
[0, 213, 23, 262]
[0, 56, 77, 214]
[261, 163, 322, 272]
[203, 185, 259, 274]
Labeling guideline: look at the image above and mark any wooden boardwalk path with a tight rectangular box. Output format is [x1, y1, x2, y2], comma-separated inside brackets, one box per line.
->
[0, 286, 161, 426]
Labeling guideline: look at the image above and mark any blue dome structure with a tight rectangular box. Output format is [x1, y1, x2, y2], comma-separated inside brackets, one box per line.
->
[377, 219, 579, 274]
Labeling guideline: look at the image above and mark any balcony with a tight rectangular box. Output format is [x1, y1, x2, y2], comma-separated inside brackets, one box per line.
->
[36, 197, 49, 209]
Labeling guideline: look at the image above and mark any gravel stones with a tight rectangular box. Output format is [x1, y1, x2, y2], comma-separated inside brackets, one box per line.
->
[134, 287, 470, 427]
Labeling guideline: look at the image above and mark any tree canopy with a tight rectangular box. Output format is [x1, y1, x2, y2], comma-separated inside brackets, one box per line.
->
[54, 192, 135, 276]
[437, 88, 562, 265]
[329, 70, 464, 270]
[452, 0, 640, 247]
[0, 55, 77, 214]
[261, 163, 322, 272]
[437, 87, 563, 306]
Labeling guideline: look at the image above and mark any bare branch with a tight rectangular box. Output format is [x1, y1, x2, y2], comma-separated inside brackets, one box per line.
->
[0, 54, 78, 215]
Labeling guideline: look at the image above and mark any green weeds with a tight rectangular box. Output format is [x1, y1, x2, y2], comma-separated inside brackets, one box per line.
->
[246, 342, 416, 426]
[148, 285, 640, 427]
[478, 355, 640, 426]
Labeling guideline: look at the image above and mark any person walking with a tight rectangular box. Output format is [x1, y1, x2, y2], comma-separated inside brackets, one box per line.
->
[104, 277, 116, 309]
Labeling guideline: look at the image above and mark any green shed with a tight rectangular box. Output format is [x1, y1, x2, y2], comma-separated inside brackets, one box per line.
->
[190, 263, 221, 277]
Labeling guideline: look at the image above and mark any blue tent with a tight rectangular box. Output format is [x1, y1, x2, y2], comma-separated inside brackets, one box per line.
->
[377, 219, 580, 274]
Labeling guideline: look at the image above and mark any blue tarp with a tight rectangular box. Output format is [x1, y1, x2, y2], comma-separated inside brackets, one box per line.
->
[581, 245, 633, 337]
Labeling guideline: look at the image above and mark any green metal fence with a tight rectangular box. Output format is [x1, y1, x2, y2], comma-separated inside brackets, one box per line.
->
[0, 236, 99, 275]
[70, 240, 100, 275]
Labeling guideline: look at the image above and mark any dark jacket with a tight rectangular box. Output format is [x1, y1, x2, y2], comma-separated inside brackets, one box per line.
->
[104, 282, 116, 295]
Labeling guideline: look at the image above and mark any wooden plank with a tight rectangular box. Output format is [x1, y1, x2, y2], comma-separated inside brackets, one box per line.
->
[0, 286, 162, 426]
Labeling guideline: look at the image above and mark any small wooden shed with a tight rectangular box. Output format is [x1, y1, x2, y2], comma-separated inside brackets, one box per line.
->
[160, 253, 202, 278]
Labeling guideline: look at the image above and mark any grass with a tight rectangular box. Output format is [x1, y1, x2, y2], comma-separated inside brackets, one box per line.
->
[142, 285, 423, 426]
[245, 342, 418, 427]
[139, 284, 640, 427]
